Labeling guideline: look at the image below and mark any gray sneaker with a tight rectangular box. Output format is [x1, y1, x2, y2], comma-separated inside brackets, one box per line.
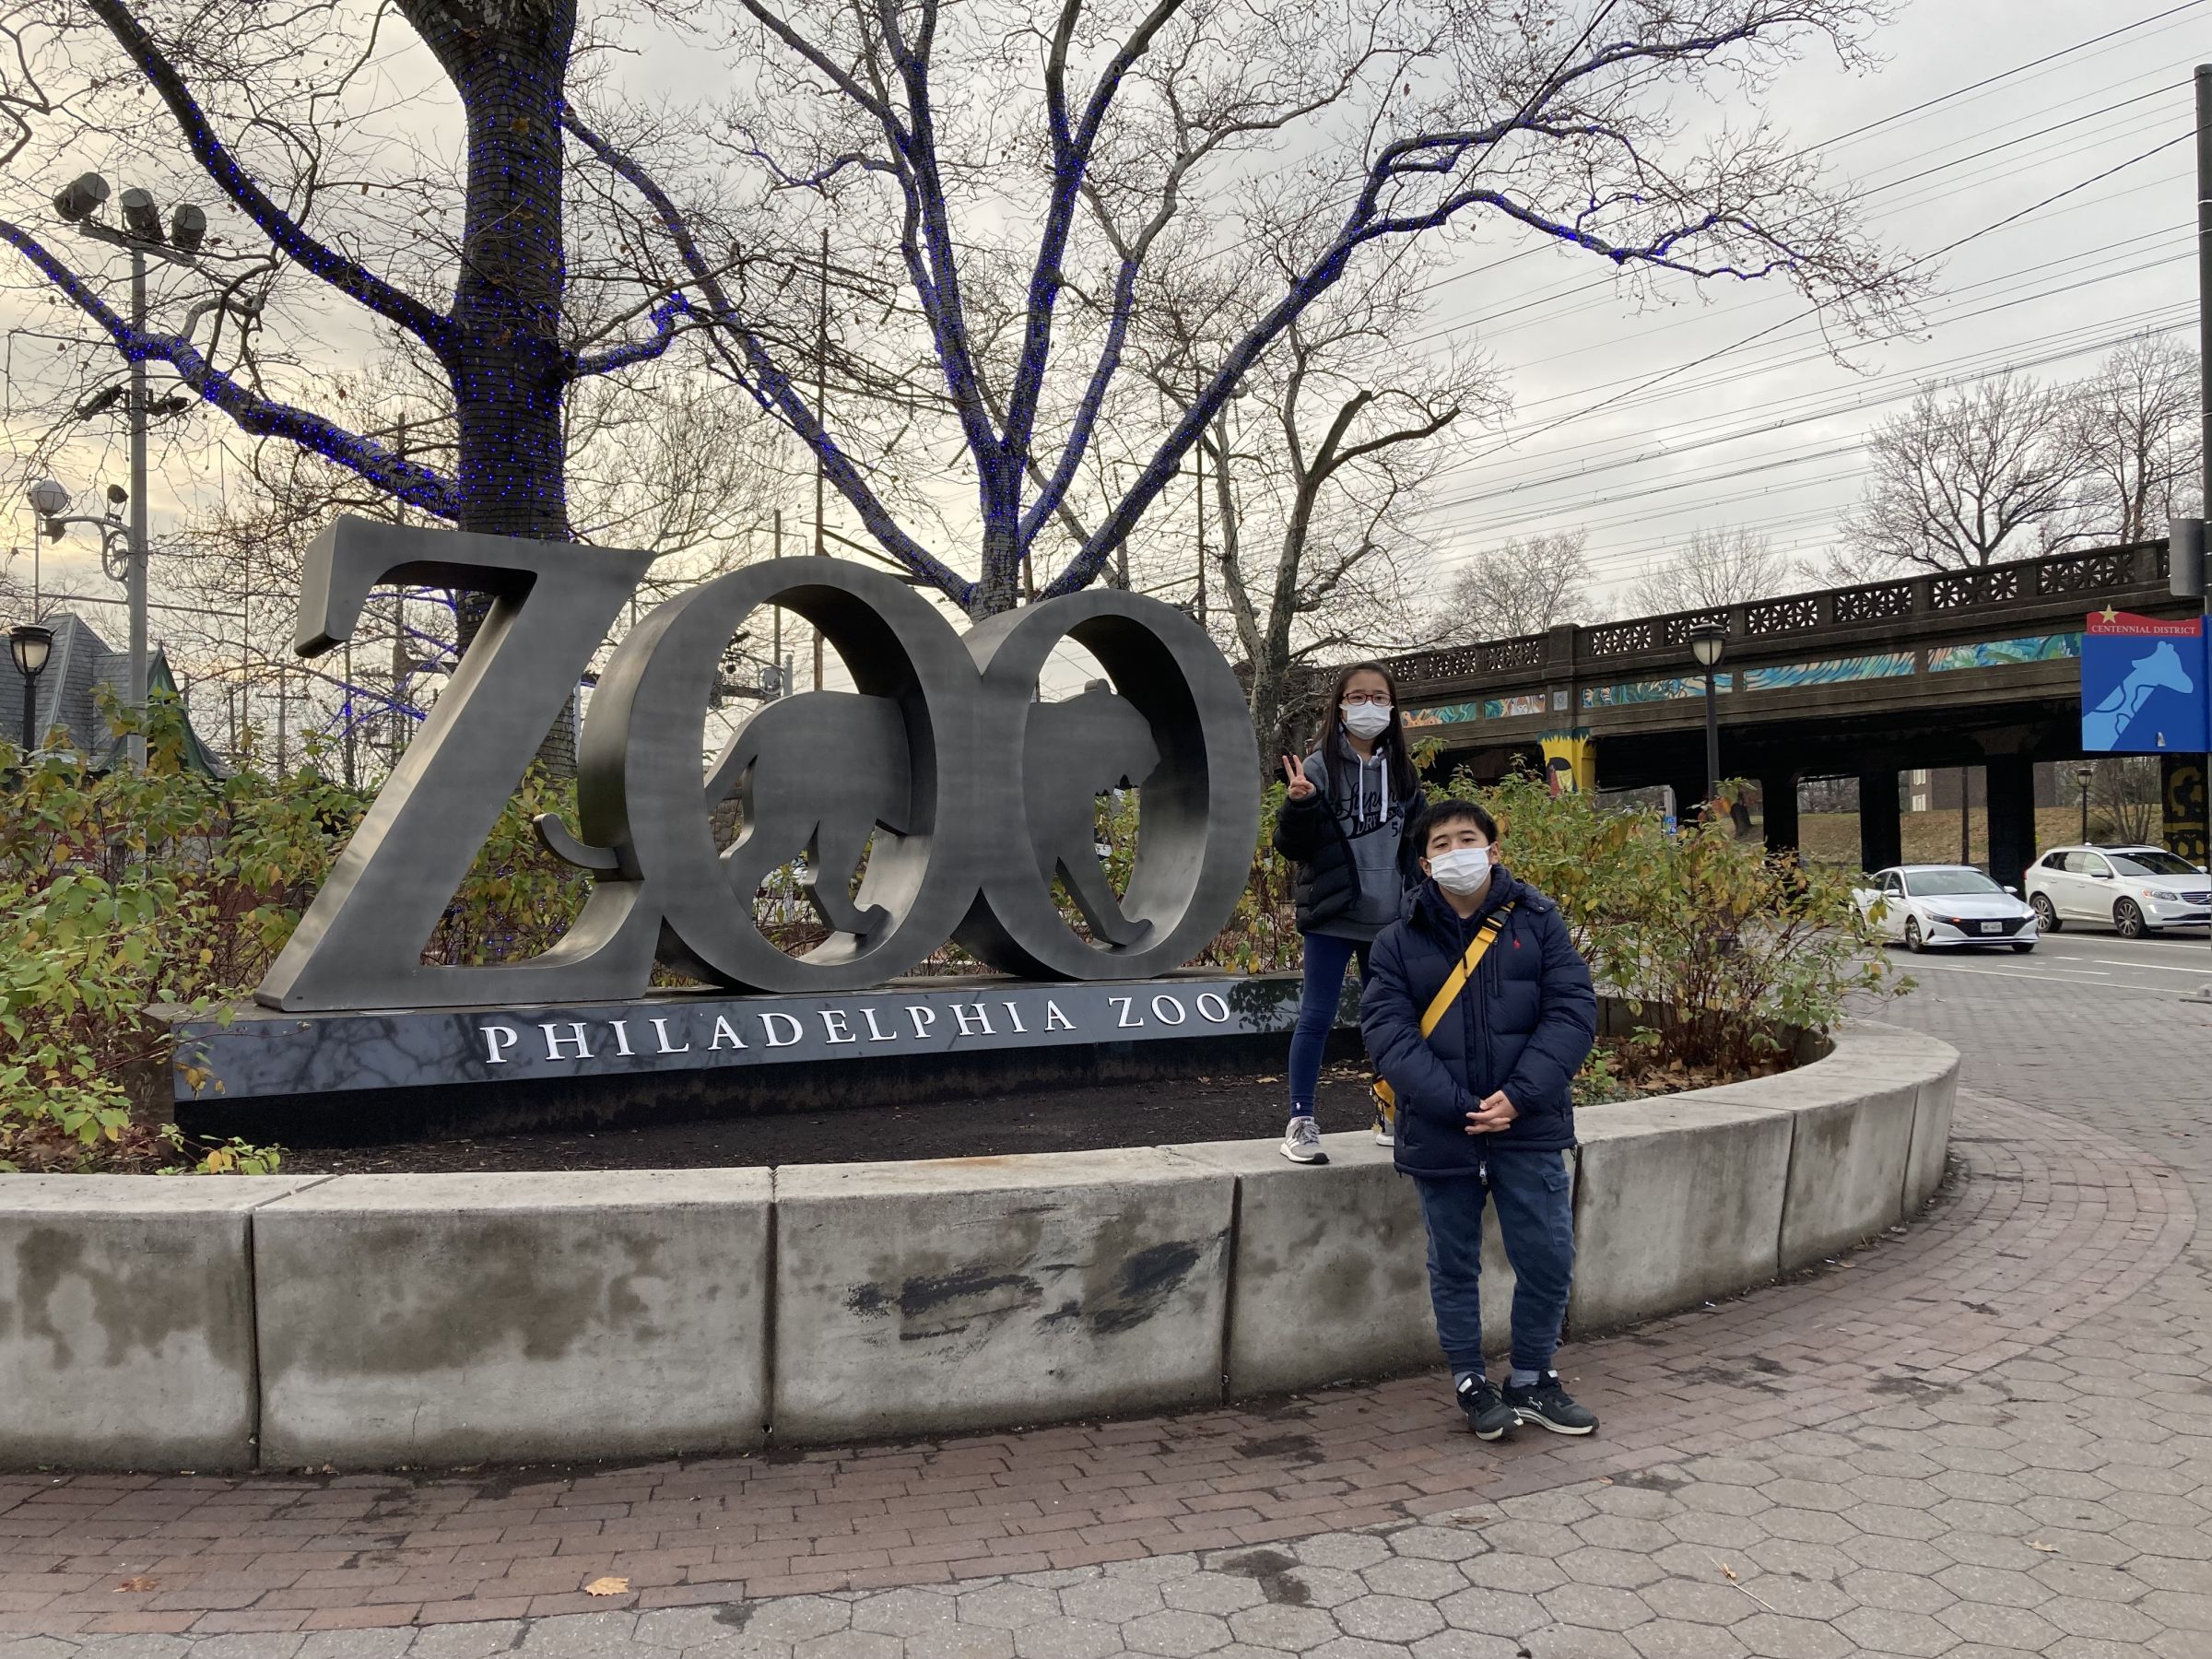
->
[1278, 1115, 1327, 1164]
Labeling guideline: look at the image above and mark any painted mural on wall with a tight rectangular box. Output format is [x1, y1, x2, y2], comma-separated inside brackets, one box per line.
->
[1405, 692, 1546, 727]
[1538, 731, 1595, 794]
[1582, 674, 1731, 707]
[2162, 757, 2207, 864]
[1737, 653, 1913, 691]
[1926, 633, 2081, 673]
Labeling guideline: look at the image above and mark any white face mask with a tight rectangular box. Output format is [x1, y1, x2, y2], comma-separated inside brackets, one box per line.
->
[1340, 700, 1392, 741]
[1429, 847, 1493, 896]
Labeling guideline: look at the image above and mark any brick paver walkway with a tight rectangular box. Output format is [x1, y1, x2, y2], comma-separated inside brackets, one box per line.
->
[5, 964, 2209, 1657]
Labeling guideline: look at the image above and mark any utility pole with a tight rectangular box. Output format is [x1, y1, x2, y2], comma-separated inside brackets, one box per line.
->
[814, 227, 829, 691]
[2196, 65, 2211, 980]
[773, 508, 784, 695]
[2179, 65, 2212, 997]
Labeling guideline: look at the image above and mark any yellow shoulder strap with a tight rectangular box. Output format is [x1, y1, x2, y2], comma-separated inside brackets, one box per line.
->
[1417, 901, 1514, 1039]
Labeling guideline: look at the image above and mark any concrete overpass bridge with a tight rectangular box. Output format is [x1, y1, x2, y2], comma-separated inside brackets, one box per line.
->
[1381, 538, 2206, 886]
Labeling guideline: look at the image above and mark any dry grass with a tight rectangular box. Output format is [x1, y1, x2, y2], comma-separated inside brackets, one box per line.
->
[1794, 807, 2161, 869]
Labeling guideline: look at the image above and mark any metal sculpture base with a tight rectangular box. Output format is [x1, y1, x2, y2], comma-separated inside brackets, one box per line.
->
[165, 973, 1347, 1146]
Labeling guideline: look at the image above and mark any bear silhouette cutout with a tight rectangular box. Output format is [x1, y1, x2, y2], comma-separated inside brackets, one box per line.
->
[708, 690, 912, 939]
[1025, 681, 1160, 947]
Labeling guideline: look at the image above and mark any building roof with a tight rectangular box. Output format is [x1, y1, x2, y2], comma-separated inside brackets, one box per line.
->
[1, 611, 226, 775]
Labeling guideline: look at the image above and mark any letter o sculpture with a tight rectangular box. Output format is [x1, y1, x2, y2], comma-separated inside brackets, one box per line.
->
[957, 589, 1261, 980]
[577, 560, 985, 992]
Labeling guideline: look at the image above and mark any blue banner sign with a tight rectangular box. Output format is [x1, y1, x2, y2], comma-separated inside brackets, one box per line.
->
[2080, 609, 2207, 753]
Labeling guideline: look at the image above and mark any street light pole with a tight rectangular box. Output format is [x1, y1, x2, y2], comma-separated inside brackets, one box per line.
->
[1688, 620, 1727, 813]
[10, 622, 53, 753]
[2077, 764, 2094, 844]
[126, 240, 147, 769]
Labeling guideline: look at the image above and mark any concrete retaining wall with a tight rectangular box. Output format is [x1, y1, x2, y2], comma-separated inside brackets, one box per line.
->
[0, 1019, 1955, 1470]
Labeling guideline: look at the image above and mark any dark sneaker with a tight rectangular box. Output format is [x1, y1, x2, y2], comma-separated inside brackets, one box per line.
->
[1457, 1376, 1517, 1441]
[1505, 1373, 1598, 1435]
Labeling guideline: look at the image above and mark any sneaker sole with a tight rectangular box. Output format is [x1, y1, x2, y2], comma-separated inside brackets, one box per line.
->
[1277, 1146, 1330, 1165]
[1513, 1409, 1596, 1436]
[1467, 1421, 1511, 1441]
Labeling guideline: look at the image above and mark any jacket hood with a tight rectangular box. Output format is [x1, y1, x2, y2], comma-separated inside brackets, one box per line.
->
[1406, 863, 1526, 933]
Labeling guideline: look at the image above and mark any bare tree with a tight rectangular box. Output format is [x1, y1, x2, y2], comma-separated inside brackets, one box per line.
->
[576, 0, 1914, 620]
[0, 1, 705, 567]
[1112, 234, 1496, 761]
[2069, 334, 2201, 547]
[2088, 756, 2160, 846]
[1626, 525, 1800, 614]
[1840, 373, 2088, 573]
[1432, 530, 1596, 641]
[152, 344, 788, 776]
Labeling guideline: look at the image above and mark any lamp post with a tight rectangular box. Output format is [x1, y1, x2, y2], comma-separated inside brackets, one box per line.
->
[1688, 620, 1727, 812]
[10, 621, 53, 754]
[50, 170, 209, 766]
[2077, 763, 2095, 845]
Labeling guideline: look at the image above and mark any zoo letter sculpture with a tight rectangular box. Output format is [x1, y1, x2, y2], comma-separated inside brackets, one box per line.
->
[257, 518, 1260, 1009]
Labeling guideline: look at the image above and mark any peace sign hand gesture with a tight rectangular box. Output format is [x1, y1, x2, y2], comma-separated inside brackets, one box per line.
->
[1281, 755, 1317, 802]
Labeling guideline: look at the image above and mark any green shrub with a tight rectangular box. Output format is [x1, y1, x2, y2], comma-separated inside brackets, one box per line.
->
[0, 694, 588, 1171]
[3, 698, 1893, 1171]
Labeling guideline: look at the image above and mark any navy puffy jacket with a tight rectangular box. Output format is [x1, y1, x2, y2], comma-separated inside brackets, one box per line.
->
[1359, 867, 1598, 1171]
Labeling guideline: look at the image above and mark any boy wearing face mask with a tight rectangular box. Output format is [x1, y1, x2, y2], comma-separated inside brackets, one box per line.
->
[1361, 799, 1599, 1441]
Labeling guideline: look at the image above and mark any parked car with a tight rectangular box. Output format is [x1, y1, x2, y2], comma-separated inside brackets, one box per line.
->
[1854, 865, 2040, 953]
[2024, 844, 2211, 938]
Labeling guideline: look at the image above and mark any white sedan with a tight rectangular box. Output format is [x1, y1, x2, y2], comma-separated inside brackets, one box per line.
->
[1854, 865, 2040, 954]
[2025, 844, 2212, 938]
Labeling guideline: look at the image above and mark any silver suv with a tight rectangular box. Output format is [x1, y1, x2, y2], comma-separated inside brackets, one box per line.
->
[2024, 844, 2211, 938]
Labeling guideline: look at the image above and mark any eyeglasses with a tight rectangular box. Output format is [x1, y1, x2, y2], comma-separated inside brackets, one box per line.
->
[1340, 691, 1391, 706]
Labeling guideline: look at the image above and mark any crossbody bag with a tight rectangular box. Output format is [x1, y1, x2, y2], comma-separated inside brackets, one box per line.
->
[1372, 901, 1515, 1123]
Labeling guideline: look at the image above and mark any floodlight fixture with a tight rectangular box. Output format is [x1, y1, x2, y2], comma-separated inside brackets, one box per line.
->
[118, 186, 162, 242]
[51, 171, 109, 222]
[168, 203, 206, 253]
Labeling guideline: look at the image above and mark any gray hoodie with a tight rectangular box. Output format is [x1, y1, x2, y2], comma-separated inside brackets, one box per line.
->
[1302, 747, 1410, 940]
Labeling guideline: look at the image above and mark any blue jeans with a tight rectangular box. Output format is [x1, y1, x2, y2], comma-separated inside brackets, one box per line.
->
[1288, 932, 1371, 1114]
[1414, 1153, 1577, 1378]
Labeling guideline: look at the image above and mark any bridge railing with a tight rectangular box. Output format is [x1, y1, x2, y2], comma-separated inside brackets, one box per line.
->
[1388, 539, 2171, 696]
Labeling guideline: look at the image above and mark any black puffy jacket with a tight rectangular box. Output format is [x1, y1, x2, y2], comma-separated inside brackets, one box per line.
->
[1272, 755, 1425, 935]
[1359, 867, 1598, 1169]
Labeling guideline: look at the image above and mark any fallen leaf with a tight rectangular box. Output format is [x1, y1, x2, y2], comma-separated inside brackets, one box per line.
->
[1717, 1562, 1738, 1582]
[583, 1576, 630, 1596]
[2027, 1540, 2059, 1553]
[114, 1577, 159, 1594]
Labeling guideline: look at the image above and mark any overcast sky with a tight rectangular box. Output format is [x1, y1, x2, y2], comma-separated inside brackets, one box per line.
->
[1417, 0, 2205, 607]
[6, 0, 2204, 699]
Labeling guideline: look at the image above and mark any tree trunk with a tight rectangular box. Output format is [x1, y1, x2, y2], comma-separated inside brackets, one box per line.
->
[971, 522, 1024, 618]
[403, 0, 577, 654]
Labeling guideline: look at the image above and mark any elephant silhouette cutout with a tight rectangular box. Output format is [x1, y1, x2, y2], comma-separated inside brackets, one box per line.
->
[708, 690, 912, 939]
[2085, 640, 2195, 749]
[1026, 682, 1160, 947]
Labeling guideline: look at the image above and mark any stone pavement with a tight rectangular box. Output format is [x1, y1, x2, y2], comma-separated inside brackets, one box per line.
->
[4, 959, 2209, 1658]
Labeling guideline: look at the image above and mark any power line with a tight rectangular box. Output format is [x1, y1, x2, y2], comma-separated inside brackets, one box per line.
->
[1418, 245, 2194, 524]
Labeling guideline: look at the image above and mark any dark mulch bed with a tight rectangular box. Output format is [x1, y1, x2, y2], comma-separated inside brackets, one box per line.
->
[273, 1065, 1382, 1175]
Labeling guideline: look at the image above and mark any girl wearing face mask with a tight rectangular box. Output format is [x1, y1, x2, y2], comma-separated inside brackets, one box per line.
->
[1270, 662, 1427, 1163]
